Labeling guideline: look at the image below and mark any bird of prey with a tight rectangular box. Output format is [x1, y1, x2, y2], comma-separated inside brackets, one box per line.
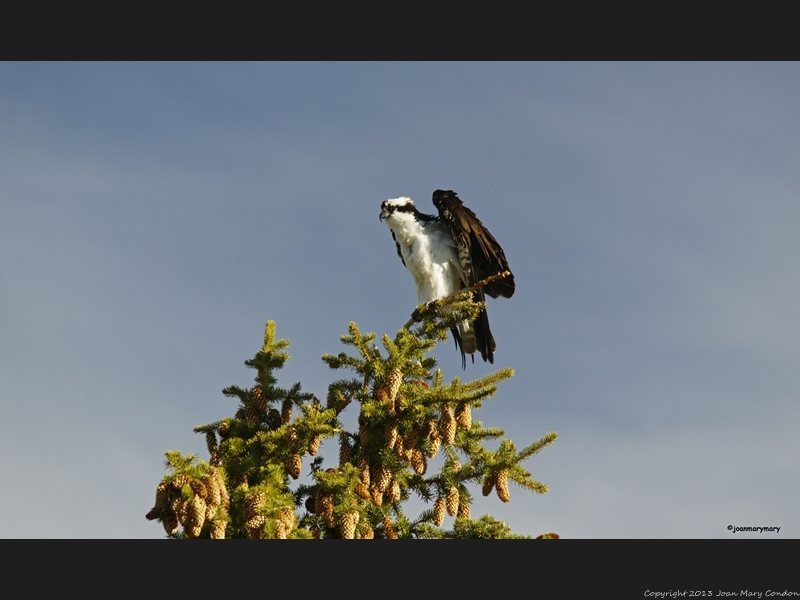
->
[379, 189, 514, 367]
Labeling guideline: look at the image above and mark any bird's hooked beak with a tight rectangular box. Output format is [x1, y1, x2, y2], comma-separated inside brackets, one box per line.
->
[379, 207, 389, 222]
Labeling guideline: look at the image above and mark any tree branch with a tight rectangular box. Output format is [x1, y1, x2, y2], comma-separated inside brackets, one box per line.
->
[402, 271, 512, 330]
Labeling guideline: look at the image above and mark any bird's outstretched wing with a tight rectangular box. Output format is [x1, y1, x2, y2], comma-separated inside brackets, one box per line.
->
[431, 190, 515, 299]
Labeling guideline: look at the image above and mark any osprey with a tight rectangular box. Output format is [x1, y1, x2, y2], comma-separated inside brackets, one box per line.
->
[379, 189, 515, 367]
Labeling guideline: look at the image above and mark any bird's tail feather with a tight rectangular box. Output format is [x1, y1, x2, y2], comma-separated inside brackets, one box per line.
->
[459, 321, 478, 355]
[452, 308, 496, 369]
[448, 289, 497, 368]
[473, 304, 496, 364]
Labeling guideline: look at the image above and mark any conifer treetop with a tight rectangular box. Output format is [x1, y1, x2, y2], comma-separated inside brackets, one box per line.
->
[146, 300, 557, 539]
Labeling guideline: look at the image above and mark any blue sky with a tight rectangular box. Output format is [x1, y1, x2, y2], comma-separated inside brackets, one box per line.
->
[1, 62, 798, 538]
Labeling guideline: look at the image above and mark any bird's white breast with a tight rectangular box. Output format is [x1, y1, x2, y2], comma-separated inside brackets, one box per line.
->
[384, 212, 463, 304]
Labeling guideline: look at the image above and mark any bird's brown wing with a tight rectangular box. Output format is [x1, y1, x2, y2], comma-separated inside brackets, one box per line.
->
[431, 190, 515, 299]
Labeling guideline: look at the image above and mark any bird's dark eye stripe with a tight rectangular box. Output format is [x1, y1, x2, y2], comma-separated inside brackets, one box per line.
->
[381, 202, 415, 214]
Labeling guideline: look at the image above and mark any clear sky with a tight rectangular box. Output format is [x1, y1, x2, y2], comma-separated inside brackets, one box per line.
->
[2, 62, 798, 538]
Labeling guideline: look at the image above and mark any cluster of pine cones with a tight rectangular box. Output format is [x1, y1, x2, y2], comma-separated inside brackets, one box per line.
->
[145, 467, 229, 538]
[148, 365, 522, 539]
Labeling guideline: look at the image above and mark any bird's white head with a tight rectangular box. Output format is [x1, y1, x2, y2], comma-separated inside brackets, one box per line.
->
[379, 196, 417, 226]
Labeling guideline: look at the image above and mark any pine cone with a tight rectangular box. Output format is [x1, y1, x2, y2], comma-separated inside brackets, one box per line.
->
[446, 486, 459, 517]
[385, 368, 403, 412]
[308, 434, 321, 456]
[217, 421, 230, 438]
[185, 495, 207, 537]
[382, 517, 398, 539]
[384, 424, 398, 450]
[205, 430, 218, 455]
[310, 525, 322, 539]
[171, 473, 190, 491]
[205, 501, 217, 523]
[187, 524, 203, 539]
[245, 514, 266, 538]
[360, 526, 374, 539]
[404, 427, 421, 450]
[276, 506, 295, 539]
[388, 480, 401, 504]
[288, 428, 300, 453]
[245, 405, 259, 423]
[204, 469, 222, 507]
[393, 435, 406, 461]
[305, 495, 317, 513]
[204, 475, 220, 506]
[482, 474, 495, 497]
[252, 387, 266, 413]
[358, 416, 370, 447]
[287, 454, 302, 479]
[426, 423, 441, 458]
[281, 399, 293, 424]
[355, 481, 371, 500]
[340, 511, 359, 539]
[148, 481, 170, 518]
[373, 464, 392, 492]
[278, 506, 295, 530]
[275, 520, 289, 539]
[357, 456, 370, 485]
[442, 406, 456, 445]
[316, 493, 335, 528]
[188, 478, 208, 499]
[145, 508, 161, 521]
[173, 498, 190, 527]
[456, 404, 472, 431]
[162, 511, 179, 536]
[212, 468, 230, 508]
[339, 438, 352, 466]
[370, 485, 383, 507]
[433, 497, 446, 527]
[496, 470, 511, 502]
[457, 502, 470, 519]
[410, 448, 427, 475]
[423, 418, 437, 437]
[245, 490, 266, 519]
[210, 519, 227, 539]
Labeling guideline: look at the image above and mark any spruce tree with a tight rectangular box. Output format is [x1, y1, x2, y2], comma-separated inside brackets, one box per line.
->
[146, 295, 558, 538]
